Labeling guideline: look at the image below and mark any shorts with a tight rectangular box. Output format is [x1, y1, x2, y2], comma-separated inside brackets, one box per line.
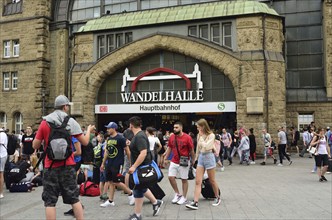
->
[197, 152, 216, 170]
[264, 147, 273, 157]
[100, 170, 106, 183]
[315, 154, 329, 167]
[133, 188, 148, 198]
[105, 165, 121, 182]
[168, 161, 189, 179]
[80, 164, 92, 170]
[0, 156, 8, 172]
[42, 166, 79, 207]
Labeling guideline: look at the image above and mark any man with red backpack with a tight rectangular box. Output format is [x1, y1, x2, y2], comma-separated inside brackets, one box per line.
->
[33, 95, 95, 220]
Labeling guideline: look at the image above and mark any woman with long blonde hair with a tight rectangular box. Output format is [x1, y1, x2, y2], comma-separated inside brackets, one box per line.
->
[186, 119, 221, 210]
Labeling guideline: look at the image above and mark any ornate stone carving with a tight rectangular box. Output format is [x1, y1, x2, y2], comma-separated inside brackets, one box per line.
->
[237, 28, 263, 51]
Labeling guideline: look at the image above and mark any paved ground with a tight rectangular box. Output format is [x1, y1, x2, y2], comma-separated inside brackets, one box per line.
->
[0, 155, 331, 220]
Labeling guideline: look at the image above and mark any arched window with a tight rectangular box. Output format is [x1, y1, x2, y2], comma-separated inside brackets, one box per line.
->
[14, 112, 23, 134]
[0, 112, 7, 129]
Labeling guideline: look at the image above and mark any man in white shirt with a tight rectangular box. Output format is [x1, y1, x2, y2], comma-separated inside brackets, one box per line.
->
[0, 128, 8, 199]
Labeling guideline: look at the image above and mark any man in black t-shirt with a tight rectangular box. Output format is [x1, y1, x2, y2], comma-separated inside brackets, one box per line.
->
[127, 116, 163, 220]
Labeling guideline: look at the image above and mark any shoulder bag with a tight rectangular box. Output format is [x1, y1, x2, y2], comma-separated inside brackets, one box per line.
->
[175, 136, 189, 167]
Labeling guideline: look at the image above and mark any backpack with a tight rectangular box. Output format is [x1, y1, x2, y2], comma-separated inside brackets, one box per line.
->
[0, 132, 19, 155]
[46, 116, 72, 166]
[9, 182, 33, 192]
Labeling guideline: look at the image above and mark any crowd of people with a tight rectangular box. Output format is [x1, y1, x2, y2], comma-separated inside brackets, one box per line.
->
[0, 95, 331, 220]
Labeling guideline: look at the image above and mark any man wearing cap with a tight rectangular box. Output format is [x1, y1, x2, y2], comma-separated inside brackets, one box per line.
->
[100, 121, 134, 208]
[33, 95, 95, 220]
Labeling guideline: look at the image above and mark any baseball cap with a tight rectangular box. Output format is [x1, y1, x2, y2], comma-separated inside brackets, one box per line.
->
[105, 122, 118, 130]
[54, 95, 73, 108]
[327, 126, 330, 130]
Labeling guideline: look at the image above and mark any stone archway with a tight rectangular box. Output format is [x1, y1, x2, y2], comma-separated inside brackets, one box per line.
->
[72, 34, 245, 123]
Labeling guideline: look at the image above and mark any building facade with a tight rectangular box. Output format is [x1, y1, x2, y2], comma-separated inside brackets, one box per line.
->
[1, 0, 331, 151]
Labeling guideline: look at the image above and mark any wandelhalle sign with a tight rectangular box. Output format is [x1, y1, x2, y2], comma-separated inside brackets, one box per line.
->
[95, 64, 236, 114]
[120, 64, 204, 103]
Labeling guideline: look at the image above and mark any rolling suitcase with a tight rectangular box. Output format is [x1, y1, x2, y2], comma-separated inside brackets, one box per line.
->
[148, 183, 165, 200]
[201, 178, 220, 199]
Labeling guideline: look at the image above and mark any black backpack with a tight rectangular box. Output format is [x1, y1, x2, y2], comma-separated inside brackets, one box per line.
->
[0, 132, 18, 155]
[46, 116, 72, 166]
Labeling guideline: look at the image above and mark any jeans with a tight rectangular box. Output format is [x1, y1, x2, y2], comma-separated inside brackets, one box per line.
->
[278, 144, 290, 164]
[300, 144, 309, 157]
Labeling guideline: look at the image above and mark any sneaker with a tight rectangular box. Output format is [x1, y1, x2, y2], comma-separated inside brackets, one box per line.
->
[152, 200, 163, 216]
[0, 194, 4, 199]
[171, 194, 182, 204]
[260, 161, 266, 165]
[327, 172, 331, 174]
[311, 170, 316, 173]
[274, 159, 277, 164]
[321, 176, 327, 181]
[212, 197, 221, 207]
[220, 166, 225, 172]
[228, 161, 232, 166]
[177, 196, 187, 205]
[277, 163, 283, 167]
[100, 200, 115, 208]
[299, 154, 303, 158]
[250, 161, 256, 165]
[128, 213, 142, 220]
[64, 209, 74, 216]
[319, 177, 324, 182]
[289, 161, 293, 166]
[186, 201, 198, 210]
[128, 193, 135, 206]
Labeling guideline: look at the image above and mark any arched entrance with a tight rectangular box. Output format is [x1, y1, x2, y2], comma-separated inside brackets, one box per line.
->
[96, 50, 236, 132]
[72, 34, 245, 131]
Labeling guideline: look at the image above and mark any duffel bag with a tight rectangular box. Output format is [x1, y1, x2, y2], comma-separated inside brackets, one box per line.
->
[79, 181, 100, 197]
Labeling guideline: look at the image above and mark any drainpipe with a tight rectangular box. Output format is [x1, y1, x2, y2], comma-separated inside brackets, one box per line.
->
[262, 14, 269, 131]
[69, 35, 75, 100]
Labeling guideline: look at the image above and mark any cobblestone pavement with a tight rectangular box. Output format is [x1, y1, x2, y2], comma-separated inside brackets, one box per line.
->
[0, 156, 331, 220]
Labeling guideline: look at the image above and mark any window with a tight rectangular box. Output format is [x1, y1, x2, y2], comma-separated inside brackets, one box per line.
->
[211, 24, 220, 43]
[116, 33, 124, 48]
[12, 72, 18, 90]
[98, 35, 106, 58]
[0, 112, 7, 129]
[14, 112, 23, 134]
[4, 41, 11, 58]
[188, 26, 197, 37]
[298, 114, 313, 132]
[125, 32, 133, 44]
[223, 23, 232, 48]
[107, 34, 115, 52]
[187, 22, 233, 49]
[199, 25, 208, 40]
[13, 40, 19, 57]
[97, 32, 132, 59]
[3, 72, 10, 90]
[2, 72, 18, 91]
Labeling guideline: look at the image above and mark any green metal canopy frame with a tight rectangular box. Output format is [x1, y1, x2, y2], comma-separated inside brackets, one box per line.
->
[77, 0, 279, 33]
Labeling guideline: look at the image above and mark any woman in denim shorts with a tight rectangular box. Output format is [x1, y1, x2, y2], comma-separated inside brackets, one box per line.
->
[186, 119, 221, 210]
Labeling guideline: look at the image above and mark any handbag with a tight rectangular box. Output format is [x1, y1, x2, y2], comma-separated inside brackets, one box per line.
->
[175, 136, 189, 167]
[129, 160, 163, 190]
[188, 166, 195, 180]
[309, 146, 317, 155]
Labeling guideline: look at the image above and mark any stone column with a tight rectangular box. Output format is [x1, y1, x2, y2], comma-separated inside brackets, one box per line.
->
[323, 0, 332, 100]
